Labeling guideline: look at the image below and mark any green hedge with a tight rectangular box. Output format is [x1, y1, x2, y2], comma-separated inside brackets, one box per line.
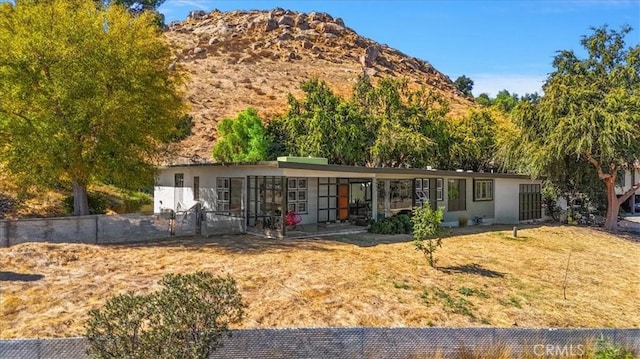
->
[368, 214, 413, 234]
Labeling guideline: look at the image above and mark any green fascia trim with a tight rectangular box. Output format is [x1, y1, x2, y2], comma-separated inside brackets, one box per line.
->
[276, 156, 329, 165]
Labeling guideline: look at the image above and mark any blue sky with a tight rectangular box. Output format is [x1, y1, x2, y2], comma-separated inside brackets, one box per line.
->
[159, 0, 639, 97]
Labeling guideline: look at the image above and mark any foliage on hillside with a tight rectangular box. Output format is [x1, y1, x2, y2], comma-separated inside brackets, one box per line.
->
[163, 8, 476, 162]
[260, 76, 504, 171]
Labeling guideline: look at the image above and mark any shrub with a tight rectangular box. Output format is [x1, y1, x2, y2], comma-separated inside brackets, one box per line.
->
[63, 192, 109, 215]
[86, 272, 246, 359]
[121, 191, 153, 213]
[171, 114, 194, 142]
[412, 202, 446, 267]
[593, 336, 635, 359]
[368, 214, 413, 234]
[542, 187, 562, 221]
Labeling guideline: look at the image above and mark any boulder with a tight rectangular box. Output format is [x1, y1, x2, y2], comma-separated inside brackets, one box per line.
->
[362, 45, 380, 67]
[278, 15, 294, 27]
[318, 22, 344, 36]
[188, 10, 206, 20]
[278, 31, 294, 41]
[193, 47, 207, 58]
[308, 12, 322, 22]
[265, 19, 278, 32]
[295, 14, 309, 30]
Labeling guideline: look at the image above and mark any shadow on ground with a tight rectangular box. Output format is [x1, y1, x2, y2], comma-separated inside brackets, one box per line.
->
[0, 271, 44, 282]
[108, 234, 336, 254]
[438, 263, 505, 278]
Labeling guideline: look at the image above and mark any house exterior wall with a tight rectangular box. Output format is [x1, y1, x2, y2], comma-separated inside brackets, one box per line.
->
[155, 166, 281, 213]
[155, 164, 541, 226]
[493, 178, 521, 224]
[288, 176, 318, 225]
[615, 169, 640, 195]
[441, 177, 495, 225]
[493, 178, 543, 224]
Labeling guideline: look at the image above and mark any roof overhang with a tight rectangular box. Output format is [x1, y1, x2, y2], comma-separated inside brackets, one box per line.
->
[163, 161, 538, 180]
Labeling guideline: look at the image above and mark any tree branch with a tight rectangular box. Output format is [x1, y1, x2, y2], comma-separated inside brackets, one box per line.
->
[618, 179, 640, 203]
[0, 109, 36, 128]
[584, 152, 612, 180]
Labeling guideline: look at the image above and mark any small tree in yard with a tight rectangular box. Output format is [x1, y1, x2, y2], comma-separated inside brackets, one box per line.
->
[412, 202, 446, 267]
[86, 272, 246, 359]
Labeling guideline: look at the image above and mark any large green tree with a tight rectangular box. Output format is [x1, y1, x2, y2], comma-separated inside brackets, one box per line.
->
[500, 26, 640, 231]
[356, 77, 449, 168]
[454, 75, 474, 97]
[211, 107, 269, 162]
[268, 78, 372, 165]
[445, 109, 497, 171]
[0, 0, 185, 215]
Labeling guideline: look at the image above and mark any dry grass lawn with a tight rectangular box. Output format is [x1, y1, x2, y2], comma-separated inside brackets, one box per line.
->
[1, 225, 639, 339]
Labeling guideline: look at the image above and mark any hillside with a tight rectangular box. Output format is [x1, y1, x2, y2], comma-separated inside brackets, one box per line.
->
[165, 8, 475, 163]
[0, 8, 476, 218]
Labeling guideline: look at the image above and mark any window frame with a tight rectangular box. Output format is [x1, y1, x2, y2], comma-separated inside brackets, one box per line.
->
[414, 178, 429, 204]
[193, 176, 200, 200]
[287, 177, 308, 214]
[447, 178, 467, 212]
[174, 173, 184, 188]
[473, 179, 493, 201]
[216, 177, 230, 211]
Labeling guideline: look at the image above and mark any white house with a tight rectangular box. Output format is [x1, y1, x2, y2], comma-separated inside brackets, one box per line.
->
[154, 157, 543, 236]
[615, 168, 640, 212]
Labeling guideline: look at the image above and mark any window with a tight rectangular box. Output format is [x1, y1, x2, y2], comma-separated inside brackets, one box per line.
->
[217, 177, 230, 211]
[519, 184, 542, 220]
[474, 179, 493, 201]
[287, 177, 308, 213]
[390, 180, 413, 209]
[437, 178, 444, 201]
[193, 176, 200, 200]
[174, 173, 184, 187]
[415, 178, 429, 205]
[447, 179, 466, 211]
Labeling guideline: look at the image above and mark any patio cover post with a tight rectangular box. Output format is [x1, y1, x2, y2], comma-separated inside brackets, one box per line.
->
[371, 178, 378, 221]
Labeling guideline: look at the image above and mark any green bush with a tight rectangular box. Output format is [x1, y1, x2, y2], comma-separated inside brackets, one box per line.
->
[368, 214, 413, 234]
[593, 336, 635, 359]
[121, 191, 153, 213]
[412, 202, 446, 267]
[86, 272, 246, 359]
[62, 192, 109, 215]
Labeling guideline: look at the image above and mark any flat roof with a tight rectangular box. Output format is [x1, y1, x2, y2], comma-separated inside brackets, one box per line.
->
[164, 161, 537, 180]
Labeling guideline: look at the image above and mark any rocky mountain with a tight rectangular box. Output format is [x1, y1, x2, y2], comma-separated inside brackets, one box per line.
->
[164, 8, 475, 163]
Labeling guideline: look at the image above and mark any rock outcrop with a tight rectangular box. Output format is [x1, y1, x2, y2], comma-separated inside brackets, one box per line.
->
[164, 8, 473, 163]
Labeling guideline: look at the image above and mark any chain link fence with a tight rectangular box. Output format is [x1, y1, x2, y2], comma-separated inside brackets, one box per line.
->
[2, 327, 638, 359]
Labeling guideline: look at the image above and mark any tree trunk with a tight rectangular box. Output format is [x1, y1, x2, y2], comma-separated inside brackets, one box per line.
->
[603, 178, 619, 232]
[72, 180, 90, 216]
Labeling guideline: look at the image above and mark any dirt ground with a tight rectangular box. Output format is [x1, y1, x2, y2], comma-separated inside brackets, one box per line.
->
[1, 224, 639, 338]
